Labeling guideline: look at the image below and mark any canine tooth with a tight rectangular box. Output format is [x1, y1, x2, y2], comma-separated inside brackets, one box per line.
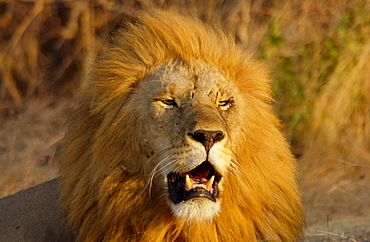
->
[206, 175, 215, 189]
[185, 175, 192, 190]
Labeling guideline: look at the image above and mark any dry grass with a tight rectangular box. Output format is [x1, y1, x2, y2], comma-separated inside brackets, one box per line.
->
[0, 0, 369, 241]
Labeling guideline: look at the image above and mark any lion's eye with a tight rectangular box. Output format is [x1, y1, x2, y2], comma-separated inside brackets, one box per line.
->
[218, 100, 229, 106]
[217, 98, 234, 110]
[161, 99, 177, 107]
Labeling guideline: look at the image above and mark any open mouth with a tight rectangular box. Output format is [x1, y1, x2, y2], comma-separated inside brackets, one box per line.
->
[167, 161, 221, 204]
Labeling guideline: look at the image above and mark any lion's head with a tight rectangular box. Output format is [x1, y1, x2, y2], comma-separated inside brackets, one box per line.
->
[135, 60, 243, 223]
[58, 10, 304, 241]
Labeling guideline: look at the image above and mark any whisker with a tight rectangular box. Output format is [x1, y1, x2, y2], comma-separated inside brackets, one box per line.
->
[148, 157, 174, 187]
[230, 157, 248, 178]
[144, 147, 173, 171]
[145, 155, 174, 199]
[227, 155, 250, 197]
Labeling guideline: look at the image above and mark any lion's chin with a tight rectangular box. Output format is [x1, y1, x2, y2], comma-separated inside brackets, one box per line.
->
[170, 199, 221, 223]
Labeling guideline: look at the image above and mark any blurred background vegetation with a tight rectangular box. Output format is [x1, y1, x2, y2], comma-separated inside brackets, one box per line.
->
[0, 0, 369, 240]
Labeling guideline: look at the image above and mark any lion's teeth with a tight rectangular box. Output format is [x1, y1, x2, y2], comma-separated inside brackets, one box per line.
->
[206, 175, 215, 189]
[185, 175, 192, 190]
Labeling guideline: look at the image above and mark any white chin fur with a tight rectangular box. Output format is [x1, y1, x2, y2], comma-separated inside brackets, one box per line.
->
[170, 199, 220, 223]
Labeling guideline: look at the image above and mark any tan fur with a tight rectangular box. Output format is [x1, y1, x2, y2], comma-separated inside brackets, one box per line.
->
[58, 10, 304, 241]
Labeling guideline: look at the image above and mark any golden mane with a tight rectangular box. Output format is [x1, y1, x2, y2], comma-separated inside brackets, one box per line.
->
[58, 10, 303, 241]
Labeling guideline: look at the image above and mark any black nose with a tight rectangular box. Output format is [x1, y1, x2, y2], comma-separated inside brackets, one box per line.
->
[188, 130, 225, 153]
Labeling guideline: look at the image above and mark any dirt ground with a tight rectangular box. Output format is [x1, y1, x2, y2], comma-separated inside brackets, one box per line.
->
[0, 99, 369, 241]
[301, 170, 370, 241]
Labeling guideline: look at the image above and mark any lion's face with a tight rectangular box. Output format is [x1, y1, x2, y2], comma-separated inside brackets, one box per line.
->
[130, 61, 243, 222]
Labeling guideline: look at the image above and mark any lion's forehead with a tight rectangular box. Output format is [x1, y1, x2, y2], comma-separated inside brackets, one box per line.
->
[148, 61, 236, 101]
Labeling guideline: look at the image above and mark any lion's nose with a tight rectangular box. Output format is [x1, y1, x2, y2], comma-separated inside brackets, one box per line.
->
[188, 130, 225, 153]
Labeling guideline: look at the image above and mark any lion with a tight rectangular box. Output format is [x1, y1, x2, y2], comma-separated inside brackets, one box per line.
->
[0, 10, 303, 241]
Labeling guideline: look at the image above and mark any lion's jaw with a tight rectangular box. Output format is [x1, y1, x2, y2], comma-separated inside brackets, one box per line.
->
[132, 61, 240, 223]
